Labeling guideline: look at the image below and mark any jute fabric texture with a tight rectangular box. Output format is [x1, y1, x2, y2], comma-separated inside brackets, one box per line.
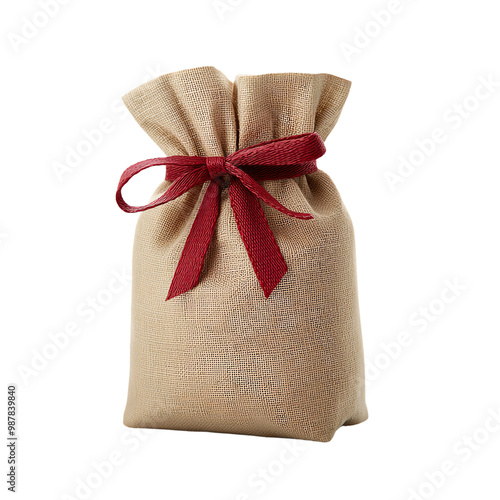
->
[121, 66, 368, 442]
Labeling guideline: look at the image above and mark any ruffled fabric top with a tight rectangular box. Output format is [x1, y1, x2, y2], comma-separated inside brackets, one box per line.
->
[122, 66, 351, 157]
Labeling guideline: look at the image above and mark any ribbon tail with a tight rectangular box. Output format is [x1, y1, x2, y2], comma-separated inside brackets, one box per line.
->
[166, 181, 221, 300]
[229, 179, 287, 298]
[226, 164, 313, 220]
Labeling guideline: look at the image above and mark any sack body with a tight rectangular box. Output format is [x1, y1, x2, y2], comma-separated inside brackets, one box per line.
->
[120, 66, 368, 442]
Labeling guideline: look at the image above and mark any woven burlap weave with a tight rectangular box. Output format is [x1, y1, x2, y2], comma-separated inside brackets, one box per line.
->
[121, 66, 368, 442]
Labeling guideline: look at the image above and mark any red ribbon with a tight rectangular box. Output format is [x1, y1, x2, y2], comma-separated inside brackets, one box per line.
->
[116, 132, 326, 300]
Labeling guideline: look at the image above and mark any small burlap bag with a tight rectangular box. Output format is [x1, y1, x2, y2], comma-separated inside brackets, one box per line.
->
[118, 66, 368, 442]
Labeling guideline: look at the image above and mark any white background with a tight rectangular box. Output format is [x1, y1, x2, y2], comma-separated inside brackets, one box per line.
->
[2, 0, 500, 499]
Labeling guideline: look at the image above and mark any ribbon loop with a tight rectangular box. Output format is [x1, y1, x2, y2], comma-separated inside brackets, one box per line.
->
[116, 132, 326, 300]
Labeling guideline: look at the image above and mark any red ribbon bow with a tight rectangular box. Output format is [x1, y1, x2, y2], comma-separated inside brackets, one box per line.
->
[116, 132, 326, 300]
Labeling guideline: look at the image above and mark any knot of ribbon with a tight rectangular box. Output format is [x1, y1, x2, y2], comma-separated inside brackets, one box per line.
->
[116, 132, 326, 300]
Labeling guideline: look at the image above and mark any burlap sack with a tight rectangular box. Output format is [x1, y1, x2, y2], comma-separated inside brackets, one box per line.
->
[120, 66, 368, 442]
